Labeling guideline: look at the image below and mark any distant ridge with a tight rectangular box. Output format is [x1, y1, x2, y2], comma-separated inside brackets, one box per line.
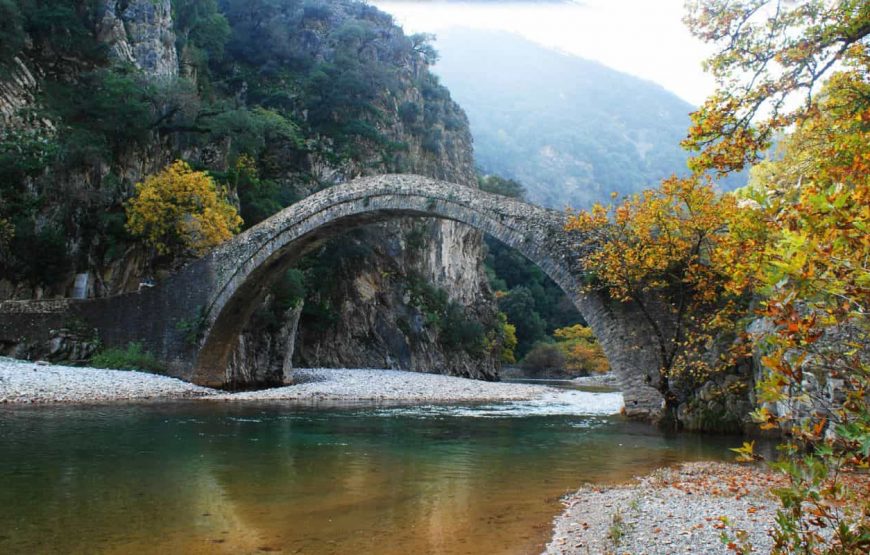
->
[432, 28, 739, 209]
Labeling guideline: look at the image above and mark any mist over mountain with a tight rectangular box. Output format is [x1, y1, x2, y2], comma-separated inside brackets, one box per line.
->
[432, 28, 726, 209]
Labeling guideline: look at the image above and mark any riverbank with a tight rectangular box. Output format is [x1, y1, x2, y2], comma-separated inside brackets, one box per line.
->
[0, 357, 560, 404]
[545, 462, 786, 554]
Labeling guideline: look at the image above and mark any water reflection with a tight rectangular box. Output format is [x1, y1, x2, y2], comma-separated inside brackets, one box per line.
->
[1, 400, 744, 554]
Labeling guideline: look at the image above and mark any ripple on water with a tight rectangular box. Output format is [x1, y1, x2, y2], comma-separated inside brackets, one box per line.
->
[367, 390, 624, 418]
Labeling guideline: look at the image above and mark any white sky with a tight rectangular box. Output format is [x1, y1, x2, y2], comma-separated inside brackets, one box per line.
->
[372, 1, 717, 105]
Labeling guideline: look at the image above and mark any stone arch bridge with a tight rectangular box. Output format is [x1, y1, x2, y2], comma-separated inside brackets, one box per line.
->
[0, 174, 663, 417]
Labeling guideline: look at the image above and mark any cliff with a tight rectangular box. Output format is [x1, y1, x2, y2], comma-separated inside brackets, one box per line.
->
[0, 0, 501, 383]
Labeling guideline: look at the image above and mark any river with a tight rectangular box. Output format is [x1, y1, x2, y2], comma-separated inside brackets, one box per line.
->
[0, 381, 741, 554]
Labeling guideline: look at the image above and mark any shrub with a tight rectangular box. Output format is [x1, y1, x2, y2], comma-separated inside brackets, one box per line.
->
[440, 302, 485, 355]
[125, 160, 243, 259]
[553, 324, 609, 374]
[90, 343, 164, 373]
[520, 342, 566, 375]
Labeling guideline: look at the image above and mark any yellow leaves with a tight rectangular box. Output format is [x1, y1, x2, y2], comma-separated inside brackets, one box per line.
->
[553, 324, 609, 374]
[730, 441, 760, 463]
[126, 160, 242, 259]
[497, 312, 518, 364]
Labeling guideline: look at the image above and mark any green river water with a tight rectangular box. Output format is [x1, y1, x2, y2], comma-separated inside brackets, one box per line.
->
[0, 383, 742, 554]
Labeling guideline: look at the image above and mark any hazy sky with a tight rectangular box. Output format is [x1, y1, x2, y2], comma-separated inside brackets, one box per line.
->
[372, 1, 716, 105]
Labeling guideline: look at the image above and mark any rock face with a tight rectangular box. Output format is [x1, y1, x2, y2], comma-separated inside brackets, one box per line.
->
[221, 5, 500, 385]
[98, 0, 179, 78]
[1, 1, 500, 384]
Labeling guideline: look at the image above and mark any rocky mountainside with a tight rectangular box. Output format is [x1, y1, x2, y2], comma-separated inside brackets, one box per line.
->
[0, 0, 504, 383]
[432, 29, 745, 209]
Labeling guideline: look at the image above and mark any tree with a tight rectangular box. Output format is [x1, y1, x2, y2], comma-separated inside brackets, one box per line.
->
[478, 174, 526, 199]
[0, 217, 11, 250]
[126, 160, 242, 260]
[553, 325, 609, 375]
[520, 342, 566, 376]
[682, 0, 870, 175]
[565, 176, 765, 422]
[731, 72, 869, 554]
[683, 1, 869, 551]
[495, 312, 518, 364]
[498, 285, 548, 356]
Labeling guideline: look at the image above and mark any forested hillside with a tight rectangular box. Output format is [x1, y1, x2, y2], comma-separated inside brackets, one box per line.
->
[0, 0, 509, 382]
[433, 28, 744, 209]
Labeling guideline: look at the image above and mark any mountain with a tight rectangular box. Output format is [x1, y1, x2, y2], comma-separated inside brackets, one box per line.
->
[432, 28, 707, 209]
[0, 1, 504, 382]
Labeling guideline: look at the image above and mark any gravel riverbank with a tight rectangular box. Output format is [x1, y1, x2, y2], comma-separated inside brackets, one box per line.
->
[0, 358, 556, 404]
[545, 462, 786, 555]
[213, 367, 556, 402]
[0, 357, 215, 403]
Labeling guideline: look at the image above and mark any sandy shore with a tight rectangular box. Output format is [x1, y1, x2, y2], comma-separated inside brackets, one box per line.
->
[545, 462, 787, 555]
[0, 357, 558, 404]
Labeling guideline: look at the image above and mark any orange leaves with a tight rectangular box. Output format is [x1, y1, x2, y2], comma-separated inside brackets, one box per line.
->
[554, 324, 610, 374]
[564, 173, 764, 380]
[683, 0, 869, 176]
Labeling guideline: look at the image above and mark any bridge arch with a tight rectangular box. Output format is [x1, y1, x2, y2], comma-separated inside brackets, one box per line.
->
[192, 174, 584, 384]
[0, 174, 665, 418]
[181, 174, 663, 418]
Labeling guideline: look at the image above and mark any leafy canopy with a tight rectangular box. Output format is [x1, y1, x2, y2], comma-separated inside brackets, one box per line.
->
[125, 160, 242, 258]
[683, 0, 870, 175]
[553, 325, 609, 374]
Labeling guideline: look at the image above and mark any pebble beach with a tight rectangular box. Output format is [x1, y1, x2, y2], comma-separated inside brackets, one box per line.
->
[0, 357, 556, 404]
[545, 462, 786, 555]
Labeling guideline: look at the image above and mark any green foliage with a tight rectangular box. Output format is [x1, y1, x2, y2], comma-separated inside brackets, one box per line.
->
[498, 285, 548, 356]
[207, 107, 302, 158]
[7, 223, 71, 287]
[294, 234, 374, 332]
[47, 67, 156, 162]
[223, 156, 299, 228]
[478, 175, 525, 199]
[404, 272, 488, 356]
[520, 341, 566, 376]
[494, 312, 517, 364]
[272, 269, 306, 312]
[175, 307, 208, 346]
[439, 303, 485, 355]
[406, 272, 449, 326]
[487, 233, 585, 359]
[172, 0, 231, 62]
[0, 0, 25, 67]
[14, 0, 107, 68]
[90, 343, 164, 373]
[486, 236, 582, 342]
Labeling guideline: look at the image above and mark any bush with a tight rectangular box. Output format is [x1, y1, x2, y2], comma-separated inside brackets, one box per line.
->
[553, 325, 609, 374]
[440, 302, 485, 355]
[125, 160, 243, 259]
[520, 342, 566, 375]
[90, 343, 164, 373]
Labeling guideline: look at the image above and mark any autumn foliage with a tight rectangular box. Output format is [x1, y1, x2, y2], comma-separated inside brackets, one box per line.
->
[126, 160, 242, 259]
[565, 175, 763, 414]
[682, 0, 870, 175]
[570, 1, 868, 551]
[553, 325, 609, 374]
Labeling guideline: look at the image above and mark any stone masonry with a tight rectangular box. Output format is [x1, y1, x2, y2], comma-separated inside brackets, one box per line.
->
[0, 174, 664, 418]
